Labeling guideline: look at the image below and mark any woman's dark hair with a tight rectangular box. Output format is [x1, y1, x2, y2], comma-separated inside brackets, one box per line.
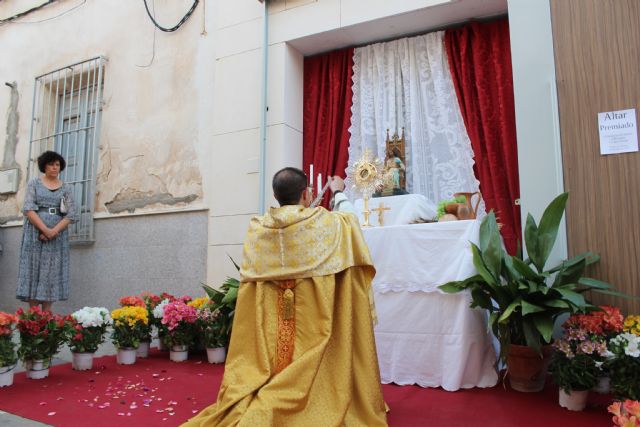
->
[37, 151, 66, 173]
[272, 167, 308, 206]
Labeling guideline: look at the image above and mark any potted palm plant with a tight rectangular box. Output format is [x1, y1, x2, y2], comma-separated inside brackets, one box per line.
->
[439, 193, 621, 392]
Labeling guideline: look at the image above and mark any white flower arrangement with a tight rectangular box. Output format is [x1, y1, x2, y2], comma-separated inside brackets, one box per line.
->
[610, 332, 640, 358]
[153, 299, 170, 320]
[71, 307, 112, 328]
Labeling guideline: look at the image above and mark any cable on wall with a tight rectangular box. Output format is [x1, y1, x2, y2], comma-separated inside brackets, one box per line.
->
[142, 0, 199, 33]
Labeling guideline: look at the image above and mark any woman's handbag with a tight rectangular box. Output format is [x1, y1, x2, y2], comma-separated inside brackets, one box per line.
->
[60, 195, 68, 214]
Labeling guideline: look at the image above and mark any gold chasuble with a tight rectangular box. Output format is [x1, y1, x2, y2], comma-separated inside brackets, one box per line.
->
[184, 205, 388, 427]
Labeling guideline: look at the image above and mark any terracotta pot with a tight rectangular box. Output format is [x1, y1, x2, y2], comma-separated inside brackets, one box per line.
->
[559, 389, 589, 411]
[444, 203, 463, 215]
[506, 344, 553, 392]
[453, 191, 482, 219]
[456, 204, 474, 220]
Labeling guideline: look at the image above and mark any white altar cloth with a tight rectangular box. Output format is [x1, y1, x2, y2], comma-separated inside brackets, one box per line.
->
[363, 220, 498, 390]
[354, 194, 437, 226]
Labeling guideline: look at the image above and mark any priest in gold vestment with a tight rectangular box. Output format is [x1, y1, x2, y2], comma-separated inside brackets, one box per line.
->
[184, 168, 387, 426]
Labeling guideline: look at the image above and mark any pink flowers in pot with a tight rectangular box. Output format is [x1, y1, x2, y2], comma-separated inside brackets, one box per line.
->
[160, 301, 198, 348]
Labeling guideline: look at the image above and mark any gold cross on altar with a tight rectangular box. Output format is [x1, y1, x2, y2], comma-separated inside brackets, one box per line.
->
[371, 203, 391, 227]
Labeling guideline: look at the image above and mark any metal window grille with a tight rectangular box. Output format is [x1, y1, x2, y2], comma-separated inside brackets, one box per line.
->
[27, 56, 106, 244]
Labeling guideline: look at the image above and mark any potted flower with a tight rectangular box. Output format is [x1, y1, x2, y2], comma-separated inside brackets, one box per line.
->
[140, 291, 163, 352]
[201, 269, 240, 364]
[188, 297, 211, 353]
[563, 306, 624, 394]
[550, 316, 604, 410]
[16, 307, 71, 379]
[439, 193, 620, 392]
[119, 296, 151, 358]
[198, 304, 227, 363]
[110, 306, 148, 365]
[69, 307, 111, 371]
[161, 300, 197, 362]
[153, 298, 171, 351]
[609, 400, 640, 426]
[0, 312, 18, 387]
[609, 316, 640, 401]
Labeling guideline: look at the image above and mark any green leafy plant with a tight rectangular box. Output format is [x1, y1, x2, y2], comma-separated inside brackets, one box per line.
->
[550, 353, 599, 393]
[439, 193, 621, 362]
[202, 255, 240, 348]
[609, 332, 640, 400]
[198, 304, 227, 348]
[0, 336, 16, 369]
[437, 195, 467, 218]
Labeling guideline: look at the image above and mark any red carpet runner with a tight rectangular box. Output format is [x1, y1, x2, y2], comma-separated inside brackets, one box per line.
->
[0, 351, 611, 426]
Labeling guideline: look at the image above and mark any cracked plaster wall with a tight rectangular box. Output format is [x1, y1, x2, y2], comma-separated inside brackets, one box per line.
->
[0, 0, 214, 223]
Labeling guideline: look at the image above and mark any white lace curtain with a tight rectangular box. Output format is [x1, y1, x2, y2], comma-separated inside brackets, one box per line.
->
[346, 31, 482, 208]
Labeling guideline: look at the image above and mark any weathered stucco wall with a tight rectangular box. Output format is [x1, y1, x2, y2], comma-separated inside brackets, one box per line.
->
[0, 211, 208, 314]
[0, 0, 213, 223]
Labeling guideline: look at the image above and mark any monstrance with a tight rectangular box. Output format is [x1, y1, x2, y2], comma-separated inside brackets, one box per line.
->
[347, 148, 385, 227]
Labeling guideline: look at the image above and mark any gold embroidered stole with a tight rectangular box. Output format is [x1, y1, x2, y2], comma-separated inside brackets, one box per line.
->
[275, 280, 296, 373]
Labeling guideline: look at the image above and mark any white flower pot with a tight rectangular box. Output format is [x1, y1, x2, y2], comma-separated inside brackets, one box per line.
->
[26, 359, 50, 380]
[116, 348, 137, 365]
[592, 376, 611, 394]
[72, 352, 94, 371]
[137, 341, 150, 358]
[559, 388, 589, 411]
[158, 339, 168, 351]
[0, 366, 15, 387]
[170, 345, 188, 362]
[206, 347, 227, 364]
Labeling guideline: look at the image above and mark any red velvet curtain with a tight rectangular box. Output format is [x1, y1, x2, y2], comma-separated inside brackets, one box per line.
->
[445, 19, 521, 255]
[303, 48, 354, 209]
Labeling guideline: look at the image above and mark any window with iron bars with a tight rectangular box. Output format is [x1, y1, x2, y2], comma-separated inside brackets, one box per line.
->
[27, 57, 106, 244]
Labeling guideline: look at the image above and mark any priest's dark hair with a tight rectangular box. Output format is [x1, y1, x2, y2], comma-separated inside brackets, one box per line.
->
[273, 167, 308, 206]
[37, 150, 66, 173]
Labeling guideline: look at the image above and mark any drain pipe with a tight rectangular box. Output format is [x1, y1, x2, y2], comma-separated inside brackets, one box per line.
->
[258, 0, 269, 214]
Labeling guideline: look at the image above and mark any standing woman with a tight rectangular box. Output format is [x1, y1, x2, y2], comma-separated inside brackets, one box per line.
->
[17, 151, 78, 312]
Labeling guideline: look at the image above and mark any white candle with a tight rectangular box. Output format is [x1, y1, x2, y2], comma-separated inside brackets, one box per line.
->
[317, 173, 322, 194]
[309, 164, 314, 186]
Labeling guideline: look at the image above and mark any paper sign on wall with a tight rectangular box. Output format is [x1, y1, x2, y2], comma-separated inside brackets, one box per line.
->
[598, 108, 639, 155]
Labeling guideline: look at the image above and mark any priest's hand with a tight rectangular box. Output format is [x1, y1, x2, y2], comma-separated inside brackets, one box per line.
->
[329, 176, 346, 193]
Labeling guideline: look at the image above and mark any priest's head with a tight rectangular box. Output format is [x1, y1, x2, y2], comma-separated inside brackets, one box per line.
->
[273, 167, 312, 207]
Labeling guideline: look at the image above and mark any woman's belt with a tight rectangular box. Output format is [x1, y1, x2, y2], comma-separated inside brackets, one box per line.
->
[38, 207, 63, 216]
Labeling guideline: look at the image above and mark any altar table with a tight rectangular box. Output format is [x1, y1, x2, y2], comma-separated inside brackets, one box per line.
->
[363, 220, 498, 391]
[354, 194, 437, 226]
